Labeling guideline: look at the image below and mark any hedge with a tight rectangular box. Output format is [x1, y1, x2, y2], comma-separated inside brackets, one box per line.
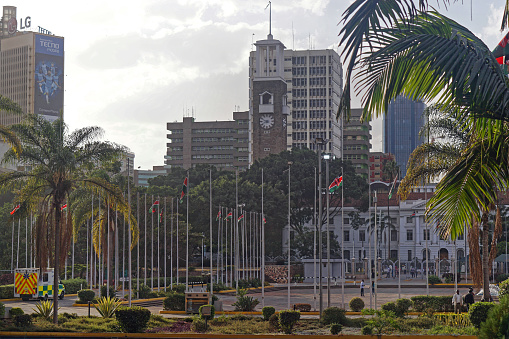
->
[0, 284, 14, 299]
[411, 295, 454, 312]
[469, 302, 495, 328]
[61, 278, 88, 294]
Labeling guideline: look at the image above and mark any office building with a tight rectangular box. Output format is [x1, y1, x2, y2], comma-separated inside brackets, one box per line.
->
[369, 152, 396, 182]
[249, 41, 343, 159]
[343, 108, 371, 180]
[166, 111, 250, 171]
[134, 166, 167, 187]
[383, 95, 425, 176]
[0, 6, 64, 124]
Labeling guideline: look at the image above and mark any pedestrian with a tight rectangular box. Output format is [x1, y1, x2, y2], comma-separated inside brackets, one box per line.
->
[360, 279, 365, 296]
[464, 288, 475, 311]
[452, 289, 463, 314]
[371, 280, 375, 294]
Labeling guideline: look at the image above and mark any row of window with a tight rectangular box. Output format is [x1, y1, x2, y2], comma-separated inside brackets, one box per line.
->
[192, 145, 233, 151]
[192, 154, 233, 160]
[192, 137, 248, 143]
[293, 99, 332, 108]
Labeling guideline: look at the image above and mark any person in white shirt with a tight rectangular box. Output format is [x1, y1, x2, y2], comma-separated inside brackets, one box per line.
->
[452, 289, 463, 314]
[360, 279, 365, 296]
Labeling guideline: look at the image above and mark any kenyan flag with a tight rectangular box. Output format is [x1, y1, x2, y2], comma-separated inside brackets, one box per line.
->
[10, 204, 20, 215]
[225, 212, 232, 220]
[149, 200, 159, 213]
[61, 204, 68, 211]
[493, 31, 509, 76]
[388, 175, 398, 199]
[159, 208, 164, 223]
[216, 210, 221, 221]
[179, 177, 188, 203]
[238, 214, 244, 222]
[263, 217, 267, 224]
[328, 176, 343, 193]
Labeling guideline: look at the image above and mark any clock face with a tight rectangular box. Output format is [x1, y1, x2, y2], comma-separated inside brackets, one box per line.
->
[259, 114, 274, 129]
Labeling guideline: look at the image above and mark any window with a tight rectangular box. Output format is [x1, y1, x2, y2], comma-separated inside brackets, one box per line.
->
[407, 250, 412, 261]
[406, 216, 414, 223]
[359, 230, 366, 242]
[390, 250, 398, 259]
[43, 273, 49, 282]
[329, 217, 334, 224]
[343, 218, 350, 225]
[344, 250, 350, 260]
[406, 230, 413, 241]
[391, 230, 397, 241]
[423, 229, 430, 241]
[458, 233, 464, 240]
[344, 230, 350, 242]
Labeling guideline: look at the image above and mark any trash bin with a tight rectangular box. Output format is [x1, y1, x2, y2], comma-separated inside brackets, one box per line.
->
[185, 292, 210, 314]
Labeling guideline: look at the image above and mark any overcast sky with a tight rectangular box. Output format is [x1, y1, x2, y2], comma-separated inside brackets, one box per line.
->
[7, 0, 509, 169]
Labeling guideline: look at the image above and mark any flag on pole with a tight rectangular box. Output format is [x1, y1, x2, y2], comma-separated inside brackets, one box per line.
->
[225, 212, 232, 220]
[10, 204, 20, 215]
[149, 200, 159, 213]
[388, 175, 398, 199]
[493, 31, 509, 75]
[61, 204, 67, 211]
[328, 176, 343, 193]
[159, 208, 164, 223]
[180, 177, 188, 203]
[263, 217, 267, 224]
[410, 212, 416, 218]
[216, 210, 221, 221]
[238, 214, 244, 222]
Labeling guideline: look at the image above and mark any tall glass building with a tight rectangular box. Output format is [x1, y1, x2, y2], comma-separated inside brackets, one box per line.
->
[383, 96, 426, 176]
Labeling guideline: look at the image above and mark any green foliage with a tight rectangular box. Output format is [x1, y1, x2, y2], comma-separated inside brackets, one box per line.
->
[0, 301, 4, 317]
[115, 306, 151, 333]
[32, 300, 56, 320]
[366, 310, 400, 335]
[94, 296, 122, 318]
[322, 307, 347, 325]
[262, 306, 276, 321]
[77, 289, 95, 302]
[427, 275, 442, 285]
[293, 303, 311, 312]
[61, 278, 88, 294]
[59, 317, 119, 333]
[433, 313, 471, 328]
[349, 297, 365, 312]
[500, 277, 509, 297]
[496, 273, 509, 283]
[278, 310, 300, 334]
[469, 302, 495, 328]
[9, 307, 24, 317]
[382, 299, 413, 318]
[0, 284, 14, 299]
[330, 323, 343, 335]
[136, 283, 152, 299]
[268, 313, 280, 331]
[168, 284, 186, 293]
[191, 317, 208, 333]
[480, 295, 509, 338]
[404, 316, 435, 329]
[361, 325, 373, 335]
[411, 295, 454, 312]
[199, 304, 215, 321]
[100, 285, 117, 298]
[361, 308, 376, 315]
[232, 288, 259, 311]
[14, 314, 32, 328]
[163, 292, 185, 311]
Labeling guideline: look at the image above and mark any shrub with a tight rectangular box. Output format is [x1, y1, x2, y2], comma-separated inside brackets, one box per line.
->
[191, 318, 208, 333]
[0, 273, 13, 285]
[322, 307, 347, 326]
[480, 295, 509, 338]
[396, 298, 412, 316]
[366, 310, 400, 335]
[115, 306, 151, 333]
[136, 284, 152, 299]
[411, 295, 454, 312]
[262, 306, 276, 321]
[94, 296, 122, 318]
[100, 285, 117, 298]
[428, 275, 442, 285]
[469, 302, 495, 328]
[199, 304, 215, 321]
[0, 302, 4, 317]
[61, 278, 88, 294]
[232, 288, 259, 311]
[433, 313, 471, 328]
[293, 303, 311, 312]
[163, 292, 185, 311]
[169, 284, 186, 293]
[330, 323, 343, 335]
[500, 277, 509, 297]
[9, 307, 24, 317]
[361, 325, 373, 335]
[349, 297, 365, 312]
[404, 316, 435, 329]
[14, 314, 32, 327]
[381, 302, 399, 316]
[496, 273, 509, 283]
[0, 284, 14, 299]
[268, 313, 280, 331]
[32, 300, 54, 320]
[278, 310, 300, 334]
[77, 289, 95, 302]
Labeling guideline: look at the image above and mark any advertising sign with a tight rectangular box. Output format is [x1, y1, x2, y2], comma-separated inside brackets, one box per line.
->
[34, 34, 64, 121]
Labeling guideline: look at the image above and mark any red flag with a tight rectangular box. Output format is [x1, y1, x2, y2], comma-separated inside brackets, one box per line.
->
[10, 204, 20, 215]
[180, 177, 188, 203]
[61, 204, 67, 211]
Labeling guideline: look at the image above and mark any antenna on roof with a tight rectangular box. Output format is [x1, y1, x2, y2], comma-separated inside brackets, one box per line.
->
[292, 21, 294, 50]
[265, 1, 271, 37]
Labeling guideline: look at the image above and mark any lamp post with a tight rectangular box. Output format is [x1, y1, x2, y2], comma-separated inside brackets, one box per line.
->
[286, 161, 292, 309]
[315, 137, 326, 318]
[323, 153, 333, 307]
[127, 156, 132, 306]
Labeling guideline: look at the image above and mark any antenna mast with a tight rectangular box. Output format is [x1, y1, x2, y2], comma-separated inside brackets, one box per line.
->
[265, 1, 272, 36]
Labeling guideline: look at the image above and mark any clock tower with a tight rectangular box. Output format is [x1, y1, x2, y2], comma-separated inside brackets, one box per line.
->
[251, 33, 289, 162]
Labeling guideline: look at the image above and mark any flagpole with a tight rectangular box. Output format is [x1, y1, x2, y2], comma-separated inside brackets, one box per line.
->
[122, 206, 125, 293]
[235, 169, 239, 291]
[170, 197, 174, 290]
[107, 200, 110, 297]
[127, 157, 132, 306]
[158, 196, 161, 291]
[225, 208, 228, 286]
[25, 218, 28, 269]
[11, 220, 14, 273]
[176, 196, 179, 286]
[313, 167, 317, 312]
[261, 168, 265, 307]
[144, 193, 147, 286]
[91, 196, 94, 292]
[137, 192, 140, 299]
[16, 218, 20, 269]
[341, 166, 345, 308]
[186, 170, 189, 292]
[217, 206, 221, 284]
[164, 197, 167, 291]
[209, 168, 213, 303]
[287, 162, 291, 310]
[151, 194, 154, 290]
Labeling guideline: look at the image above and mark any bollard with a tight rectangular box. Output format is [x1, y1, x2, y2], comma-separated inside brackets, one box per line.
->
[88, 301, 91, 317]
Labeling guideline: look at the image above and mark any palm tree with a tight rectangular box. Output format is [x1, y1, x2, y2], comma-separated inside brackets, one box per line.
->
[0, 115, 123, 323]
[338, 2, 509, 301]
[0, 95, 23, 154]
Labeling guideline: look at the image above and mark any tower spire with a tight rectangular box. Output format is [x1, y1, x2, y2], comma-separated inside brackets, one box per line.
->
[265, 1, 272, 39]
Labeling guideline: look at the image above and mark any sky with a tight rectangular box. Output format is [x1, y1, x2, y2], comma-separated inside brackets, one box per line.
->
[6, 0, 509, 169]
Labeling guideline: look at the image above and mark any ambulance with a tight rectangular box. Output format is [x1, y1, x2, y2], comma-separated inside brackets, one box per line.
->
[14, 268, 65, 301]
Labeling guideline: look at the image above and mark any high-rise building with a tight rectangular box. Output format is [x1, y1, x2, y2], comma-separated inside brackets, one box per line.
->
[343, 108, 371, 180]
[383, 95, 425, 176]
[249, 42, 343, 159]
[166, 111, 250, 171]
[0, 6, 64, 124]
[369, 152, 395, 182]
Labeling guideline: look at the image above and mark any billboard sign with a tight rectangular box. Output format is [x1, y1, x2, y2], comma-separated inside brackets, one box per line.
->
[34, 34, 64, 121]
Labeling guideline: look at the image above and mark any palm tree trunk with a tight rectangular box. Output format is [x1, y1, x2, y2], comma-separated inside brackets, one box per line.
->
[53, 202, 60, 324]
[481, 212, 491, 301]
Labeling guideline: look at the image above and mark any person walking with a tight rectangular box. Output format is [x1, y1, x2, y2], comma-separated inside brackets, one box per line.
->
[360, 279, 365, 296]
[371, 280, 375, 295]
[452, 289, 463, 314]
[464, 288, 475, 311]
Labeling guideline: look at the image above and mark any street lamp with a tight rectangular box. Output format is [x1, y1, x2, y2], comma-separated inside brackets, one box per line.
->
[315, 137, 327, 318]
[286, 161, 293, 309]
[323, 152, 335, 307]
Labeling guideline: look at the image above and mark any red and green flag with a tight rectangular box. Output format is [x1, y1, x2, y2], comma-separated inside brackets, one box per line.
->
[388, 175, 398, 199]
[225, 212, 232, 220]
[149, 200, 159, 213]
[10, 204, 20, 215]
[263, 217, 267, 224]
[159, 208, 164, 223]
[61, 204, 67, 211]
[216, 210, 221, 221]
[328, 176, 343, 193]
[493, 32, 509, 76]
[180, 177, 188, 203]
[238, 214, 244, 222]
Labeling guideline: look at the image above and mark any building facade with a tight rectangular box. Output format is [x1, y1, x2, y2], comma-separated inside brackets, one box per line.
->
[383, 95, 425, 176]
[369, 152, 396, 182]
[343, 108, 371, 180]
[134, 165, 167, 187]
[165, 111, 250, 171]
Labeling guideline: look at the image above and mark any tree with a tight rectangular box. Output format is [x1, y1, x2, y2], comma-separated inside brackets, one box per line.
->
[0, 115, 123, 323]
